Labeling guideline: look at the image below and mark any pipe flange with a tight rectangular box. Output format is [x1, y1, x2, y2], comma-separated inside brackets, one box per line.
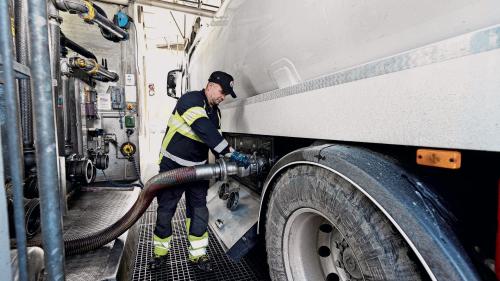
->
[87, 59, 99, 75]
[82, 1, 96, 22]
[217, 158, 228, 181]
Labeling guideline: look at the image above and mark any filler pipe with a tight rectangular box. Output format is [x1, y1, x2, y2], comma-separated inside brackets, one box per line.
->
[28, 0, 66, 279]
[51, 0, 128, 41]
[26, 158, 265, 255]
[0, 2, 29, 280]
[68, 57, 119, 82]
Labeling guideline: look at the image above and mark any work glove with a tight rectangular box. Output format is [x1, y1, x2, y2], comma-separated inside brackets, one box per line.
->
[225, 150, 251, 168]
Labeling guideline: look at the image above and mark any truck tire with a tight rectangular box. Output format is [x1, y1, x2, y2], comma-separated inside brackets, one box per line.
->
[265, 165, 426, 281]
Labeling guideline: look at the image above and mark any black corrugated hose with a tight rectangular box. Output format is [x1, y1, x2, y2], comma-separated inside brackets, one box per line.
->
[26, 166, 198, 255]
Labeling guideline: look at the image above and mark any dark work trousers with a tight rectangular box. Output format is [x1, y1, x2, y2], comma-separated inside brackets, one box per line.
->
[154, 156, 209, 238]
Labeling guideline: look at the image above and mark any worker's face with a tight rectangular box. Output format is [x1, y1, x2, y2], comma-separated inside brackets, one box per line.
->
[207, 82, 226, 106]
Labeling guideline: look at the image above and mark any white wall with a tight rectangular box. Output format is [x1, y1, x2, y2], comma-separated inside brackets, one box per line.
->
[134, 5, 197, 181]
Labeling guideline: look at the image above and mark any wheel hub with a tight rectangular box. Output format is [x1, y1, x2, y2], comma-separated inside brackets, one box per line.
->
[283, 208, 364, 281]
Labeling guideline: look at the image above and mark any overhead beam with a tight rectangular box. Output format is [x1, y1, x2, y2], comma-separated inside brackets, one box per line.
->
[137, 0, 216, 18]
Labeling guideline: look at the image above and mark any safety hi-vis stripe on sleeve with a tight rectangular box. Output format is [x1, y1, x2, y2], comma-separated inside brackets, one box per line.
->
[189, 247, 207, 258]
[181, 106, 207, 126]
[213, 139, 228, 154]
[163, 151, 207, 166]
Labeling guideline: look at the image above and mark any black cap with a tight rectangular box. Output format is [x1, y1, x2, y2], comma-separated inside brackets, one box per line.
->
[208, 71, 236, 98]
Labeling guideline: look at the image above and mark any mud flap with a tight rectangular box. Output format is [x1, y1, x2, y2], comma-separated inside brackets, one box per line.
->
[207, 180, 260, 262]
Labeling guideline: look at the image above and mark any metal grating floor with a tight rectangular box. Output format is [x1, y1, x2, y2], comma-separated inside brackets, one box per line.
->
[132, 198, 270, 281]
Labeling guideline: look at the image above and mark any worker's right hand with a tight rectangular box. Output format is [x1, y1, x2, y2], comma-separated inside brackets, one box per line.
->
[226, 150, 251, 168]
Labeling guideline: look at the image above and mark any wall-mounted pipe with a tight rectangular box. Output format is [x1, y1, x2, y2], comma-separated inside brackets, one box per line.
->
[68, 57, 119, 82]
[48, 2, 66, 158]
[61, 75, 72, 155]
[51, 0, 129, 41]
[0, 1, 29, 280]
[60, 32, 97, 61]
[28, 0, 66, 278]
[24, 158, 264, 255]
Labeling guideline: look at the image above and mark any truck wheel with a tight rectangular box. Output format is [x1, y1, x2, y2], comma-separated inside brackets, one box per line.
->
[265, 165, 425, 281]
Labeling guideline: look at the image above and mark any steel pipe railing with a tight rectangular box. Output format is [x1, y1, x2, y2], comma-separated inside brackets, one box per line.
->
[28, 0, 66, 279]
[0, 1, 29, 280]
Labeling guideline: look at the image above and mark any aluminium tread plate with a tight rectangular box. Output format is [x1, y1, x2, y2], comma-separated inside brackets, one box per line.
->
[35, 188, 139, 281]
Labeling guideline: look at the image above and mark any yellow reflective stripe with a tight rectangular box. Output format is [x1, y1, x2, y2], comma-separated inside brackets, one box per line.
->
[181, 106, 207, 126]
[188, 232, 209, 249]
[171, 114, 202, 142]
[153, 234, 171, 256]
[189, 247, 207, 258]
[158, 114, 179, 163]
[189, 237, 208, 249]
[158, 111, 204, 164]
[185, 218, 191, 234]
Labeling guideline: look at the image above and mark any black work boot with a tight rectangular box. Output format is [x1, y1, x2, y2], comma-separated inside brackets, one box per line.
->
[148, 255, 167, 270]
[191, 255, 212, 272]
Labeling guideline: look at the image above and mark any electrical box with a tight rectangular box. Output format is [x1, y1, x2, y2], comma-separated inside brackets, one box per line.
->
[125, 115, 135, 128]
[107, 86, 125, 110]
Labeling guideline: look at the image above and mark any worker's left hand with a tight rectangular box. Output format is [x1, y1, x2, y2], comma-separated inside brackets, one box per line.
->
[226, 150, 251, 168]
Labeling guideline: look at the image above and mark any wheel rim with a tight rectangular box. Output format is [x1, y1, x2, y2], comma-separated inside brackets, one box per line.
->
[283, 208, 364, 281]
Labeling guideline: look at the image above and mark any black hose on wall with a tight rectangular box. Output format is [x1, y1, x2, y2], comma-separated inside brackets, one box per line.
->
[14, 0, 33, 150]
[26, 166, 198, 255]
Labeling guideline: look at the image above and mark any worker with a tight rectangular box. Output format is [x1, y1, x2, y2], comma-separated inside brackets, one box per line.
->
[149, 71, 250, 271]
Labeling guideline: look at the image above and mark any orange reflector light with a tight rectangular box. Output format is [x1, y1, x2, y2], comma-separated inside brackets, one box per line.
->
[416, 149, 461, 169]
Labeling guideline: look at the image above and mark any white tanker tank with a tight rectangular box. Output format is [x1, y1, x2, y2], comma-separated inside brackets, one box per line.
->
[166, 1, 500, 280]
